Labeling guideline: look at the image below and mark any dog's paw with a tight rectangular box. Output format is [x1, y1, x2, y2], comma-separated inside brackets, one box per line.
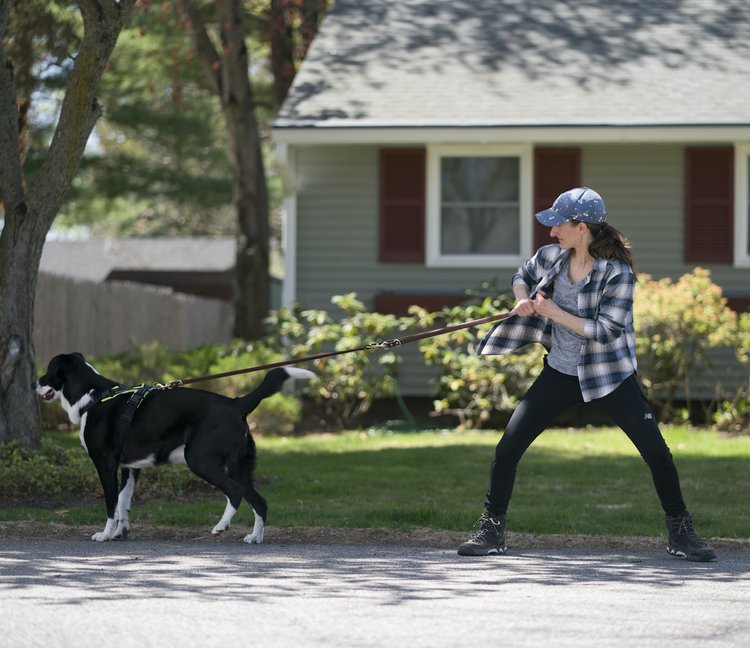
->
[92, 518, 117, 541]
[113, 522, 131, 540]
[211, 523, 229, 535]
[243, 517, 265, 544]
[243, 532, 264, 545]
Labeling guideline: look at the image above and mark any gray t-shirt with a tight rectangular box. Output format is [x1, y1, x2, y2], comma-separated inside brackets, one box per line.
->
[546, 263, 587, 376]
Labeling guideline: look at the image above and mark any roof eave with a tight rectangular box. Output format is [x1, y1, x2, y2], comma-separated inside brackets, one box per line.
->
[272, 121, 750, 145]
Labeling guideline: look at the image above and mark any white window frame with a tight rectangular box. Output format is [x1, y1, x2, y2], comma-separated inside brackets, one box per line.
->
[426, 143, 532, 268]
[735, 143, 750, 268]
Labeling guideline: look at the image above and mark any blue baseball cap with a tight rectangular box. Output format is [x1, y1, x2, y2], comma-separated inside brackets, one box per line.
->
[535, 187, 607, 226]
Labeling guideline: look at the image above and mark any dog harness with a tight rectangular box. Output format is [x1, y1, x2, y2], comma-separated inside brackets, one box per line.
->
[80, 384, 162, 462]
[80, 383, 160, 420]
[111, 384, 160, 423]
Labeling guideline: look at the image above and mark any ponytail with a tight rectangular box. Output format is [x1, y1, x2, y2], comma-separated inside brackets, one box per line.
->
[584, 222, 636, 276]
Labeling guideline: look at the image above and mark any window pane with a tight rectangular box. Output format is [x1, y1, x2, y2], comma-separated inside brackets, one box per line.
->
[441, 157, 519, 202]
[441, 206, 520, 255]
[440, 156, 520, 255]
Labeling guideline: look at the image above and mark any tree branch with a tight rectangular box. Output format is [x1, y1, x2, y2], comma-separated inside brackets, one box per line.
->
[27, 0, 137, 232]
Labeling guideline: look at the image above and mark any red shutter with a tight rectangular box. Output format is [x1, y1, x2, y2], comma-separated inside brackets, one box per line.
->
[533, 148, 581, 249]
[685, 147, 734, 264]
[379, 148, 425, 263]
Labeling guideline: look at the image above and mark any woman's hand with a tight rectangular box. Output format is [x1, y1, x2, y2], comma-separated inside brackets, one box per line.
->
[511, 297, 536, 317]
[532, 290, 561, 320]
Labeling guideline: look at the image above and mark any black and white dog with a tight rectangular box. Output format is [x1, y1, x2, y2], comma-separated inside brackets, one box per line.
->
[34, 352, 313, 543]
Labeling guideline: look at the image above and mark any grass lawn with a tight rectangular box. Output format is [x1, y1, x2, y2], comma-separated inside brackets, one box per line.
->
[1, 426, 748, 540]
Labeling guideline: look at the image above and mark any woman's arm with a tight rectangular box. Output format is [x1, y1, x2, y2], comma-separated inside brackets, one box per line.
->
[532, 269, 634, 342]
[511, 283, 536, 317]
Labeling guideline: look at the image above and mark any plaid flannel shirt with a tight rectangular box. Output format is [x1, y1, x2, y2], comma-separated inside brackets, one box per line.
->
[477, 244, 637, 402]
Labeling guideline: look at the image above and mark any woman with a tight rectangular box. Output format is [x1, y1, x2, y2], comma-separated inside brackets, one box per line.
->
[458, 187, 715, 562]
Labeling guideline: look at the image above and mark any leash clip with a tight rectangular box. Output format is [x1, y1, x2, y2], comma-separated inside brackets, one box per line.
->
[367, 338, 402, 350]
[160, 380, 184, 390]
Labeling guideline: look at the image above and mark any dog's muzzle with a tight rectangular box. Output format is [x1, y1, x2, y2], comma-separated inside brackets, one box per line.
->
[34, 382, 56, 401]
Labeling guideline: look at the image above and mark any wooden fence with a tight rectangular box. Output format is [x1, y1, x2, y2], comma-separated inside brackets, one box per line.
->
[34, 273, 233, 364]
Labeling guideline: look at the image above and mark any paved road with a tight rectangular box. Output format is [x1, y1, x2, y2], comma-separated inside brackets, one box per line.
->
[1, 539, 748, 648]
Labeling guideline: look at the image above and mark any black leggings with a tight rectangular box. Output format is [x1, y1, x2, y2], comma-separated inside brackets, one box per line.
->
[484, 363, 687, 517]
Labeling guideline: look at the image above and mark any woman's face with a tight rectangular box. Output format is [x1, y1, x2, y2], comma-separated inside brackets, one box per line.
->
[550, 220, 590, 250]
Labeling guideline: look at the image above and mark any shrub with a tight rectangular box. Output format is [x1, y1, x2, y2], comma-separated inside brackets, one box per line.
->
[712, 389, 750, 434]
[264, 293, 411, 428]
[737, 312, 750, 366]
[417, 293, 543, 429]
[0, 438, 100, 501]
[713, 312, 750, 434]
[633, 268, 737, 420]
[0, 435, 217, 503]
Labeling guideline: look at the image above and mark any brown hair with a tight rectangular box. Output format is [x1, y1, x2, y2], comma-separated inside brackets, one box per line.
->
[576, 221, 636, 276]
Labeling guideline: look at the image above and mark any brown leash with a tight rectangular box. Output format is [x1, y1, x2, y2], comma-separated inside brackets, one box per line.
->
[162, 310, 513, 389]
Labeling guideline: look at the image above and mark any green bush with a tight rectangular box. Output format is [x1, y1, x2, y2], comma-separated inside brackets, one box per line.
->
[0, 438, 100, 500]
[264, 293, 410, 428]
[633, 268, 738, 419]
[712, 312, 750, 434]
[0, 435, 216, 503]
[417, 293, 543, 429]
[712, 390, 750, 434]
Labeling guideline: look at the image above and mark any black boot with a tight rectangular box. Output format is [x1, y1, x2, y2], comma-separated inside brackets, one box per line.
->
[665, 511, 716, 562]
[458, 511, 507, 556]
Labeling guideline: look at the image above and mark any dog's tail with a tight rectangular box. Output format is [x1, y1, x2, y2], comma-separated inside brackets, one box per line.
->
[233, 367, 315, 417]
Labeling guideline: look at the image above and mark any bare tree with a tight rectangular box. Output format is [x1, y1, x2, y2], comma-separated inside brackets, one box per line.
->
[0, 0, 137, 447]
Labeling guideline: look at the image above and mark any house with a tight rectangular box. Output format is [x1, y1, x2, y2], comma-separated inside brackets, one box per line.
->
[271, 0, 750, 396]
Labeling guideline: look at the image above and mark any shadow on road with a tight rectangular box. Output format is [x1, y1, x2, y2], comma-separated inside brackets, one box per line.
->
[1, 540, 747, 607]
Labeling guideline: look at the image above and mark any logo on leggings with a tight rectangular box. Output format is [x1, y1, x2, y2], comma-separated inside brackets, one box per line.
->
[644, 413, 653, 420]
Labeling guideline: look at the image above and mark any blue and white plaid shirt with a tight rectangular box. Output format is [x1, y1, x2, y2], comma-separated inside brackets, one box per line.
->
[477, 244, 637, 402]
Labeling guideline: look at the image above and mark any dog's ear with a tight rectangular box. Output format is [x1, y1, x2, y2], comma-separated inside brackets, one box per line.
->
[72, 352, 87, 363]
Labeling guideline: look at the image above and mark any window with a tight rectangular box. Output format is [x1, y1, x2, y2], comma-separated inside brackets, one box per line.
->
[426, 144, 532, 267]
[736, 144, 750, 267]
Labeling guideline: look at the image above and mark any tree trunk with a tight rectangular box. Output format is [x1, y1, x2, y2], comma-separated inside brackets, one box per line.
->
[0, 218, 43, 447]
[0, 0, 136, 447]
[180, 0, 270, 340]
